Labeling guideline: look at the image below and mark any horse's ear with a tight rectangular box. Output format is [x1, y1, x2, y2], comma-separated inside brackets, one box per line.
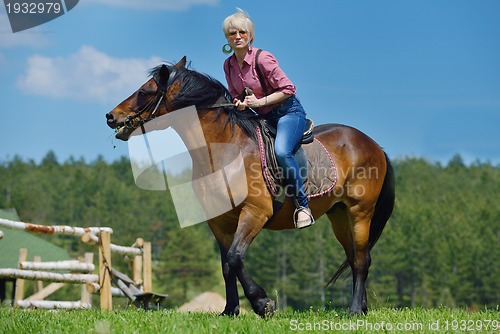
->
[158, 64, 170, 91]
[175, 56, 187, 69]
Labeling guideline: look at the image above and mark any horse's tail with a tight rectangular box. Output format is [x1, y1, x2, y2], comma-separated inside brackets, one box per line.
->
[368, 152, 395, 250]
[326, 152, 395, 287]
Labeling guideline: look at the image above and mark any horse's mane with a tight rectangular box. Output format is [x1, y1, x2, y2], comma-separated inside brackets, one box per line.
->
[149, 63, 259, 140]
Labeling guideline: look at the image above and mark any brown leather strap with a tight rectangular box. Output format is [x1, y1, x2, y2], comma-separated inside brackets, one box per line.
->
[227, 49, 271, 99]
[254, 49, 270, 95]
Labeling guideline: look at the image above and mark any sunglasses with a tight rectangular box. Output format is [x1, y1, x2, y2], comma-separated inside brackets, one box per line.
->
[227, 30, 248, 39]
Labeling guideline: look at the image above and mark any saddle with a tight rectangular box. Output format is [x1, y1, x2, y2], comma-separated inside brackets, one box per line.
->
[257, 119, 337, 204]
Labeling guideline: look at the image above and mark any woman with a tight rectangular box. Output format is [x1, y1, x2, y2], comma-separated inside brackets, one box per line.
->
[222, 9, 314, 229]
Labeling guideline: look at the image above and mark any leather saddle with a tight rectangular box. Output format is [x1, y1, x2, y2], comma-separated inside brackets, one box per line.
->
[258, 118, 315, 205]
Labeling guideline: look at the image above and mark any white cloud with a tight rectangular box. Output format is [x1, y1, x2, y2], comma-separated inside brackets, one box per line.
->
[0, 12, 50, 49]
[17, 46, 162, 103]
[84, 0, 218, 11]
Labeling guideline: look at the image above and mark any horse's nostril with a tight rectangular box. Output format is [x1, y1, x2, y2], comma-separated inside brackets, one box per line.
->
[106, 112, 114, 121]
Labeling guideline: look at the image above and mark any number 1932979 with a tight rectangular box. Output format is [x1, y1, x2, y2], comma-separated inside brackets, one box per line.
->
[5, 2, 62, 14]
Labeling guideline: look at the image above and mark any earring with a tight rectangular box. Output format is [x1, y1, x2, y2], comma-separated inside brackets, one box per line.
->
[222, 43, 233, 54]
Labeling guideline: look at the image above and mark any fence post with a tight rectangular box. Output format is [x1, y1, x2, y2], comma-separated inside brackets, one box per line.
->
[80, 252, 94, 307]
[132, 238, 144, 286]
[143, 241, 152, 293]
[14, 248, 28, 305]
[99, 231, 112, 310]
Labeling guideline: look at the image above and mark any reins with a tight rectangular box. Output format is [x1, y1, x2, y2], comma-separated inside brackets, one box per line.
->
[198, 96, 236, 110]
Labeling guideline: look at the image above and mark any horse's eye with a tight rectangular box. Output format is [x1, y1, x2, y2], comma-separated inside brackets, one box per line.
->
[138, 90, 147, 97]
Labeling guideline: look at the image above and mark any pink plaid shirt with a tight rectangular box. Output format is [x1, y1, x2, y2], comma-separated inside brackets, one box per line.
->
[224, 47, 296, 115]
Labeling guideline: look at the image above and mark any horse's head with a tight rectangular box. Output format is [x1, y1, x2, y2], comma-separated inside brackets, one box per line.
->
[106, 57, 187, 141]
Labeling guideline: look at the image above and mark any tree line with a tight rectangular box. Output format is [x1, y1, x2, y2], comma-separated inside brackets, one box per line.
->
[0, 152, 498, 310]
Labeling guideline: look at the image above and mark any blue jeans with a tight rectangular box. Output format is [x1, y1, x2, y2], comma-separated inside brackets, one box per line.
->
[266, 96, 308, 208]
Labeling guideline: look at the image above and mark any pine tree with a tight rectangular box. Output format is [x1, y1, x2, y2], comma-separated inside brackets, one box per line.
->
[155, 224, 219, 307]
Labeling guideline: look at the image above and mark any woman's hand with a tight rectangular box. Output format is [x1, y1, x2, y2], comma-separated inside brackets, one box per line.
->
[243, 94, 263, 108]
[233, 98, 247, 111]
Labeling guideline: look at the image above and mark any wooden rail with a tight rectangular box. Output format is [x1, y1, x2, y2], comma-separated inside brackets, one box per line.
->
[0, 220, 154, 310]
[19, 260, 95, 272]
[0, 268, 99, 284]
[0, 218, 112, 236]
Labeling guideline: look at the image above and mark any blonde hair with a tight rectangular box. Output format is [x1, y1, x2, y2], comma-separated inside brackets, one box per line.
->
[222, 8, 255, 44]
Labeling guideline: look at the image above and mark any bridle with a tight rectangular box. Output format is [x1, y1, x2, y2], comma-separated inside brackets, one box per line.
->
[119, 66, 180, 130]
[122, 89, 164, 129]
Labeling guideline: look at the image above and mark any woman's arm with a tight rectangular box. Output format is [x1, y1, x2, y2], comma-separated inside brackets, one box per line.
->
[243, 91, 291, 109]
[242, 50, 295, 109]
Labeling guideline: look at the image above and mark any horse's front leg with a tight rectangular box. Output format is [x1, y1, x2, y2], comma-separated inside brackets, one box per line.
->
[227, 205, 274, 317]
[208, 220, 240, 316]
[217, 242, 240, 316]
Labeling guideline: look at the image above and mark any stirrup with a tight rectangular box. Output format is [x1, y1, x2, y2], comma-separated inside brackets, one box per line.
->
[293, 207, 315, 229]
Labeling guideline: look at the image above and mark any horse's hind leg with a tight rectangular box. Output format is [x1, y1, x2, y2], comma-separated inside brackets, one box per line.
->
[328, 202, 373, 314]
[347, 202, 374, 314]
[328, 203, 354, 273]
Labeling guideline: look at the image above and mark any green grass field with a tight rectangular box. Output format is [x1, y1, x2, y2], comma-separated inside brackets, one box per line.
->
[0, 306, 498, 333]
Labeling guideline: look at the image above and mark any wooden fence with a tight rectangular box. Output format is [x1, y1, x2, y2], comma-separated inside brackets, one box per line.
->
[0, 218, 154, 310]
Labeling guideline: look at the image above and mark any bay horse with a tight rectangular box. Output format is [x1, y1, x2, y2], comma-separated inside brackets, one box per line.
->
[105, 57, 395, 316]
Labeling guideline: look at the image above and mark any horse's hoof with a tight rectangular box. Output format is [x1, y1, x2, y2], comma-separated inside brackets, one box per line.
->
[220, 305, 240, 317]
[349, 306, 368, 316]
[257, 298, 275, 318]
[264, 299, 275, 317]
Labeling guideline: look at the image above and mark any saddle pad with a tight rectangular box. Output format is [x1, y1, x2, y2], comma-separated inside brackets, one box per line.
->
[256, 126, 337, 199]
[302, 139, 337, 198]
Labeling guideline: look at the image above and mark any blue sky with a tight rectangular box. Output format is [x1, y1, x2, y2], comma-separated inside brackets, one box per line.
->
[1, 0, 499, 165]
